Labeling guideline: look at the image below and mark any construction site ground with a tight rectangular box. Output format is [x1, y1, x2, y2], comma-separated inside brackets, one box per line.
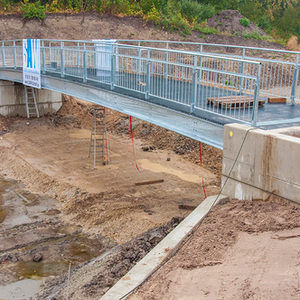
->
[0, 96, 220, 298]
[130, 197, 300, 300]
[0, 12, 299, 299]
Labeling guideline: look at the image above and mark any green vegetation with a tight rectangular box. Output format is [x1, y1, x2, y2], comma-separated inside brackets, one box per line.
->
[0, 0, 299, 42]
[240, 17, 250, 27]
[21, 0, 46, 19]
[242, 31, 267, 40]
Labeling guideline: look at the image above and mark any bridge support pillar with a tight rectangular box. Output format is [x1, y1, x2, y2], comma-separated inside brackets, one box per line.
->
[0, 80, 62, 117]
[222, 123, 300, 204]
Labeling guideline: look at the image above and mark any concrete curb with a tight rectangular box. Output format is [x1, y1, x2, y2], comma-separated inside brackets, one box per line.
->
[100, 194, 229, 300]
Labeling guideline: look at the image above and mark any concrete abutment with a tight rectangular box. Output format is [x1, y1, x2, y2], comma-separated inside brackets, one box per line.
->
[222, 123, 300, 204]
[0, 79, 62, 117]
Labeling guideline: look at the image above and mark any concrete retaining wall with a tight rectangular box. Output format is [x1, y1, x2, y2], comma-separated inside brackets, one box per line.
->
[0, 80, 62, 117]
[222, 123, 300, 204]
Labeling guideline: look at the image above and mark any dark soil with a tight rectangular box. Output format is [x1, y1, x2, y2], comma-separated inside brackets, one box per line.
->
[37, 217, 182, 299]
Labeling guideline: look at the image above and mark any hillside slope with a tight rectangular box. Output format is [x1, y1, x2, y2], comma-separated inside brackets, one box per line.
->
[0, 13, 283, 49]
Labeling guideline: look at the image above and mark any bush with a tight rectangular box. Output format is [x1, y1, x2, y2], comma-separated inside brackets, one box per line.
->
[181, 0, 215, 23]
[257, 16, 272, 33]
[277, 7, 300, 40]
[171, 13, 191, 34]
[22, 1, 46, 19]
[0, 0, 10, 10]
[140, 0, 163, 14]
[194, 23, 219, 35]
[145, 5, 161, 25]
[242, 31, 269, 40]
[103, 0, 130, 14]
[240, 17, 250, 27]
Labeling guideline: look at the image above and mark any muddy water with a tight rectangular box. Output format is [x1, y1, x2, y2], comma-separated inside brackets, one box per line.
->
[0, 175, 114, 300]
[0, 278, 43, 300]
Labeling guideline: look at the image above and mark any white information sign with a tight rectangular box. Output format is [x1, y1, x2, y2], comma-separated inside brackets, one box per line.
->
[93, 39, 118, 76]
[23, 39, 41, 89]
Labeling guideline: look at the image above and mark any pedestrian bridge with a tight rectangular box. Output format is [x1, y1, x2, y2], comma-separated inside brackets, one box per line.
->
[0, 39, 300, 149]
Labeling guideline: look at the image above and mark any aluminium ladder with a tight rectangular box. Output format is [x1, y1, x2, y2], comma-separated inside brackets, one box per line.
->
[24, 86, 40, 118]
[88, 107, 110, 168]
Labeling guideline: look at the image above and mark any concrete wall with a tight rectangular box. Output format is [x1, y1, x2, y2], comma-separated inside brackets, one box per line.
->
[0, 80, 62, 117]
[222, 123, 300, 204]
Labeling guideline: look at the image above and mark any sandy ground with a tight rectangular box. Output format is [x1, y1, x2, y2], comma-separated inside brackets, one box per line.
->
[130, 197, 300, 300]
[0, 116, 218, 244]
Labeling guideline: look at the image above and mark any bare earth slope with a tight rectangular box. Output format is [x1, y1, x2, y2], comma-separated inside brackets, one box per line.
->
[0, 13, 283, 50]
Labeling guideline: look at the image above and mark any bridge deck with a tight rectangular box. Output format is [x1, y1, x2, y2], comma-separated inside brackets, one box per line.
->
[63, 69, 300, 129]
[1, 66, 299, 151]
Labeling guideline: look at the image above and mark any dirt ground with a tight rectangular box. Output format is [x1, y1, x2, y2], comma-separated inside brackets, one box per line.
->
[0, 98, 219, 297]
[130, 197, 300, 299]
[0, 113, 218, 243]
[60, 95, 223, 177]
[0, 13, 283, 51]
[208, 9, 267, 36]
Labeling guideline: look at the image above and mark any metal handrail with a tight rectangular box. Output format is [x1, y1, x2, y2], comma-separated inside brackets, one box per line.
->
[0, 39, 264, 126]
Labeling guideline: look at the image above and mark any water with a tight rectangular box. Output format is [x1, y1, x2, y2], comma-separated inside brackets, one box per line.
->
[0, 278, 43, 300]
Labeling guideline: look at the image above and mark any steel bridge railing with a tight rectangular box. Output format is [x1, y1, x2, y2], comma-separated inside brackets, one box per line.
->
[118, 39, 300, 104]
[1, 39, 261, 126]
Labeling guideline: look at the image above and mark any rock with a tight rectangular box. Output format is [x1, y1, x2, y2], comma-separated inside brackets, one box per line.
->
[166, 157, 171, 161]
[111, 262, 128, 276]
[148, 231, 163, 244]
[33, 253, 43, 262]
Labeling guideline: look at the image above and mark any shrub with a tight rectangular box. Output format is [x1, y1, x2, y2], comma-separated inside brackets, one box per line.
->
[240, 17, 250, 27]
[103, 0, 130, 14]
[242, 31, 269, 40]
[258, 16, 272, 33]
[140, 0, 162, 14]
[22, 0, 46, 19]
[0, 0, 10, 11]
[181, 0, 215, 23]
[194, 23, 219, 35]
[169, 13, 191, 35]
[145, 5, 161, 25]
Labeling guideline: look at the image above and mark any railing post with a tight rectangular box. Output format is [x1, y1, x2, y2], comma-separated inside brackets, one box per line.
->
[239, 48, 246, 94]
[137, 47, 141, 82]
[49, 41, 52, 62]
[190, 56, 198, 113]
[145, 51, 150, 100]
[83, 48, 87, 83]
[60, 41, 65, 78]
[13, 41, 16, 69]
[41, 40, 45, 74]
[110, 45, 116, 90]
[252, 63, 262, 126]
[198, 55, 203, 107]
[200, 44, 203, 53]
[291, 54, 299, 105]
[163, 43, 169, 97]
[1, 41, 5, 67]
[77, 42, 80, 69]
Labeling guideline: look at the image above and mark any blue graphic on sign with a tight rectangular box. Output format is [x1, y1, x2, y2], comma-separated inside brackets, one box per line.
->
[24, 39, 32, 68]
[23, 39, 41, 89]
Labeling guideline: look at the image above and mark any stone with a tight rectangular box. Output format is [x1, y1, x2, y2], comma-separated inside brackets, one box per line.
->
[33, 253, 43, 262]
